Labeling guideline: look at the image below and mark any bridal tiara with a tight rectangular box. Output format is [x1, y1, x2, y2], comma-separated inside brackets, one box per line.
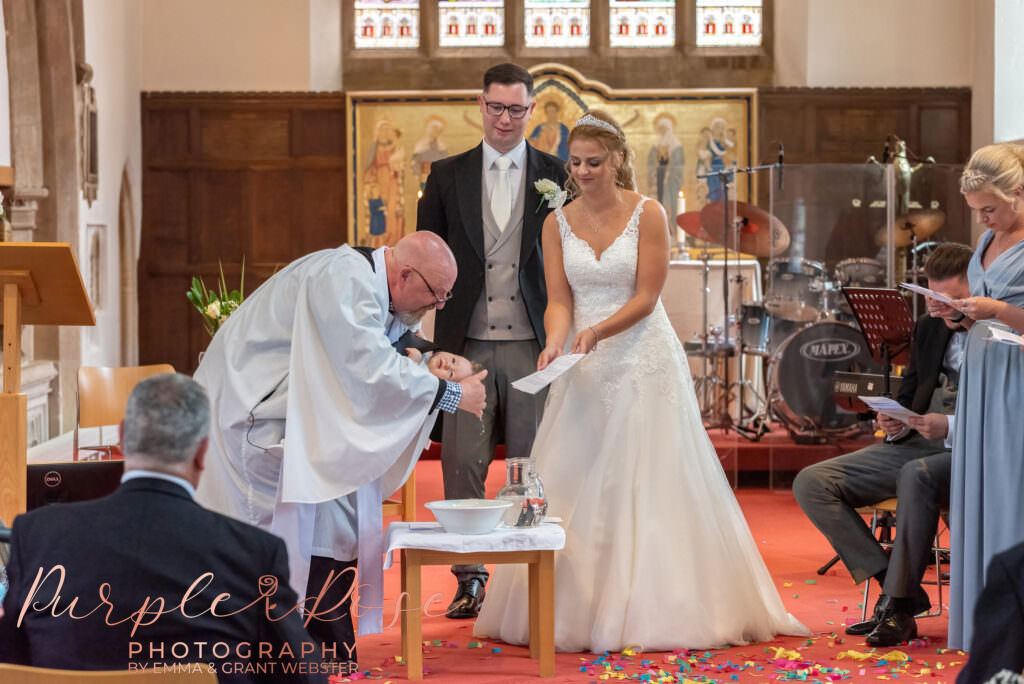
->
[574, 114, 619, 136]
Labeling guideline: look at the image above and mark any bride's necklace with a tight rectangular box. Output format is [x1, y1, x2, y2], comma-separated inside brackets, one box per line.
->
[577, 191, 623, 234]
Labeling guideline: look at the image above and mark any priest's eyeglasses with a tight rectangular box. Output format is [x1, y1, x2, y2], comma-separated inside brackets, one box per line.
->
[409, 266, 453, 305]
[483, 101, 530, 119]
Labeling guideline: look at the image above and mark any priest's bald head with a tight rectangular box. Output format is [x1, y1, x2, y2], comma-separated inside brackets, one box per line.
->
[385, 231, 458, 326]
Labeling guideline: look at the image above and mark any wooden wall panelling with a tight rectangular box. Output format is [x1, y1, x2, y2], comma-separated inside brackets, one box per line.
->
[757, 87, 971, 165]
[140, 93, 347, 374]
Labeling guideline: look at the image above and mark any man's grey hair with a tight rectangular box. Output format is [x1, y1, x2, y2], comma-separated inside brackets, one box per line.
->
[122, 373, 210, 466]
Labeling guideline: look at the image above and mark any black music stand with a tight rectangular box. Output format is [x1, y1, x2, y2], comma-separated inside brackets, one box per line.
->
[815, 287, 915, 576]
[842, 287, 915, 397]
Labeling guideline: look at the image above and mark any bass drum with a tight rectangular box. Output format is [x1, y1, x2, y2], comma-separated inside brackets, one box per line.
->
[769, 322, 881, 433]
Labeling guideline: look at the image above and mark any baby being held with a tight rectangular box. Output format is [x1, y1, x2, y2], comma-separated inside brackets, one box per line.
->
[406, 348, 482, 382]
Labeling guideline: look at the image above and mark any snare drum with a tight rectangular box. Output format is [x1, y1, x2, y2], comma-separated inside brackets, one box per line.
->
[764, 258, 827, 323]
[768, 322, 881, 432]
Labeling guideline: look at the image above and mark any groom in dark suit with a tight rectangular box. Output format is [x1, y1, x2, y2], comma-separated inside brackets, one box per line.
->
[417, 63, 568, 619]
[794, 242, 974, 647]
[0, 374, 325, 681]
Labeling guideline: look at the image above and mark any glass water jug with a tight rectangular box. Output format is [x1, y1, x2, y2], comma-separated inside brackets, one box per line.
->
[496, 457, 548, 527]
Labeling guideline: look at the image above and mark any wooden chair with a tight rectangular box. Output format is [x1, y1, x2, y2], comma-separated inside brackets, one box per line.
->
[859, 497, 950, 622]
[383, 471, 417, 521]
[74, 364, 175, 461]
[0, 663, 216, 683]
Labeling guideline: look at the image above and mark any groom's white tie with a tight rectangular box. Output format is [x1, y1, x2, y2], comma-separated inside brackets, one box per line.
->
[492, 155, 513, 232]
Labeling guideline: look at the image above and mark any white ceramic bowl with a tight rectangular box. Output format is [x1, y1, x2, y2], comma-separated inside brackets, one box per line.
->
[424, 498, 513, 535]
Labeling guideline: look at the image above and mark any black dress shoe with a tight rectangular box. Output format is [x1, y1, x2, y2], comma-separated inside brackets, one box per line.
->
[866, 611, 917, 646]
[846, 594, 891, 636]
[446, 578, 486, 619]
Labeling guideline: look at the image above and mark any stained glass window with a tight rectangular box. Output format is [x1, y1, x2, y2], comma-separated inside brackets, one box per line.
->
[439, 1, 505, 47]
[354, 0, 419, 49]
[524, 0, 590, 48]
[695, 0, 762, 47]
[609, 1, 674, 47]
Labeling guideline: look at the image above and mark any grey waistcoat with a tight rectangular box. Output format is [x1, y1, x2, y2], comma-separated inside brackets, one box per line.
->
[466, 168, 535, 341]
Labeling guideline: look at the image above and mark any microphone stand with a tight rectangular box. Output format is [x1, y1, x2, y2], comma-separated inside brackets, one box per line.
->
[696, 161, 780, 440]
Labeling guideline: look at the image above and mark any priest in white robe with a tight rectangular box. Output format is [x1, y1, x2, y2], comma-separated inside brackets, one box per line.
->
[193, 232, 486, 668]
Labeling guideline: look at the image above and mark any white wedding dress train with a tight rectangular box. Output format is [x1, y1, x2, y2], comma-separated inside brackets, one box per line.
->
[473, 198, 809, 653]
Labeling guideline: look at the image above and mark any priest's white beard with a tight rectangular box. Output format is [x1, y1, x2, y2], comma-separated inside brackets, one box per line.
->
[396, 305, 432, 327]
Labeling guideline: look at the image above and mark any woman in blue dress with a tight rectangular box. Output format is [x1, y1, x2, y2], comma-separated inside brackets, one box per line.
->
[947, 142, 1024, 650]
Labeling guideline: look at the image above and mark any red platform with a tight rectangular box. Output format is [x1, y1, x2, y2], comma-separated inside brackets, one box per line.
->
[420, 423, 876, 477]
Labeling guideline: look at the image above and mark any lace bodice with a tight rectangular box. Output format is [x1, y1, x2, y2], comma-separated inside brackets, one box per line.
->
[555, 199, 644, 328]
[553, 197, 690, 410]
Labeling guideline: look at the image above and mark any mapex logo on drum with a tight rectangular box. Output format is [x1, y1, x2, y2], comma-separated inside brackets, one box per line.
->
[799, 338, 861, 362]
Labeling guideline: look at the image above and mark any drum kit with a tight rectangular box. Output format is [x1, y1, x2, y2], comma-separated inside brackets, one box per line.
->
[677, 202, 945, 441]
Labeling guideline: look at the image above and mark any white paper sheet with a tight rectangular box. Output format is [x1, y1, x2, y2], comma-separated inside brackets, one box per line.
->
[857, 395, 922, 425]
[987, 326, 1024, 346]
[511, 353, 586, 394]
[899, 282, 956, 306]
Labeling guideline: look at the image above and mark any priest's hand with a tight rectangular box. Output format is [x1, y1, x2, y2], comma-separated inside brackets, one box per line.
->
[458, 369, 488, 418]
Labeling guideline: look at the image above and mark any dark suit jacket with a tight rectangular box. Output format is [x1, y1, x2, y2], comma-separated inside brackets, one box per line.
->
[895, 314, 955, 415]
[956, 541, 1024, 684]
[0, 478, 325, 683]
[416, 142, 568, 355]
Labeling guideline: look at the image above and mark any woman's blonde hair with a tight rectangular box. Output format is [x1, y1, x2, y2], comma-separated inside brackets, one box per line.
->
[960, 142, 1024, 200]
[564, 109, 637, 198]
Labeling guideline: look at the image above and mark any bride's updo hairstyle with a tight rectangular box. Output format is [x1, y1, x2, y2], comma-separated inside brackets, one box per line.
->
[565, 109, 637, 198]
[959, 142, 1024, 201]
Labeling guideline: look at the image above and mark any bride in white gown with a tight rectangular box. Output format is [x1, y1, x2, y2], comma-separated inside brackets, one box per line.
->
[474, 110, 808, 653]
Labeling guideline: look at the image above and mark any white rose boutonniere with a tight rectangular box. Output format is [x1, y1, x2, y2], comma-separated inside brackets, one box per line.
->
[534, 178, 567, 213]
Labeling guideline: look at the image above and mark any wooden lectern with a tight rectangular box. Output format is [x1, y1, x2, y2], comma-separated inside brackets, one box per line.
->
[1, 243, 94, 526]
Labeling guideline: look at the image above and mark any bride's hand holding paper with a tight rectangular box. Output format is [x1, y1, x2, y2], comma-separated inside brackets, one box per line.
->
[537, 344, 562, 371]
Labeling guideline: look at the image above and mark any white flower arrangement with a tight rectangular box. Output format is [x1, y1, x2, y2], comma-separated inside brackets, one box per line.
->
[186, 258, 245, 337]
[534, 178, 567, 213]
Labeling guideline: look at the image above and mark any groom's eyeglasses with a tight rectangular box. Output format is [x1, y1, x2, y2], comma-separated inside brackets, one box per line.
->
[483, 101, 530, 119]
[409, 266, 453, 305]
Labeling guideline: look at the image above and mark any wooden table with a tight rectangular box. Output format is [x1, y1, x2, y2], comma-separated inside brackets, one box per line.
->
[399, 547, 556, 679]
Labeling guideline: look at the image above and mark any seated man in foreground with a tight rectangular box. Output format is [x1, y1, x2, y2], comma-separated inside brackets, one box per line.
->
[0, 373, 326, 682]
[793, 242, 974, 647]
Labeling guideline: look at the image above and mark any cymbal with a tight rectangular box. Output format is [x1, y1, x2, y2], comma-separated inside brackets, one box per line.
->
[675, 211, 706, 239]
[875, 209, 946, 247]
[695, 201, 791, 257]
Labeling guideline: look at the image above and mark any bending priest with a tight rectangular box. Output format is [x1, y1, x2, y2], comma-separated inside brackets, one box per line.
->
[194, 233, 486, 669]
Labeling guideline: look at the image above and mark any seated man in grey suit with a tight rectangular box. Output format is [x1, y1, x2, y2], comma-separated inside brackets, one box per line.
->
[794, 242, 974, 647]
[0, 374, 326, 681]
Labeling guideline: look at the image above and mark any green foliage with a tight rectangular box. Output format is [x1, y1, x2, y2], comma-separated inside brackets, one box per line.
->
[185, 256, 246, 337]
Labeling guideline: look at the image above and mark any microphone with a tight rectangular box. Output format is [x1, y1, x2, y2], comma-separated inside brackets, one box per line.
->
[777, 143, 784, 191]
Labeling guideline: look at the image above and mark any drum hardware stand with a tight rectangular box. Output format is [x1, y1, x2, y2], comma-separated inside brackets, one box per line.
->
[695, 162, 780, 440]
[907, 231, 921, 320]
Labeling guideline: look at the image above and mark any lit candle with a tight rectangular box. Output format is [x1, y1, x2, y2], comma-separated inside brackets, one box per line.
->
[677, 189, 686, 214]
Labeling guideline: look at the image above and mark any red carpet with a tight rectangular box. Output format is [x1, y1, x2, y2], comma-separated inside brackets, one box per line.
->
[344, 458, 967, 683]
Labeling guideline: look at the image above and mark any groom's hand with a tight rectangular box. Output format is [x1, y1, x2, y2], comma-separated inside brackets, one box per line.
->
[457, 369, 488, 418]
